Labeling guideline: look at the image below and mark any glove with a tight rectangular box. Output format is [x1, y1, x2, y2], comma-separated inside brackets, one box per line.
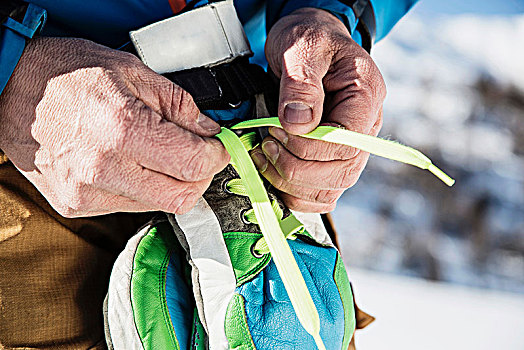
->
[167, 157, 357, 349]
[104, 217, 207, 349]
[104, 161, 356, 350]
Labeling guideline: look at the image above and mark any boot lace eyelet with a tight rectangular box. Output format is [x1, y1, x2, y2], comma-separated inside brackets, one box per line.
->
[250, 242, 264, 259]
[240, 208, 251, 225]
[222, 180, 233, 194]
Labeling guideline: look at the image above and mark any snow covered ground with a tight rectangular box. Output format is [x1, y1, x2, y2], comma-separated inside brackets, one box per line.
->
[348, 267, 524, 350]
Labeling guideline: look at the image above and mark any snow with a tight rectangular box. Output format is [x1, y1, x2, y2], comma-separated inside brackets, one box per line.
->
[374, 14, 524, 93]
[440, 15, 524, 92]
[348, 268, 524, 350]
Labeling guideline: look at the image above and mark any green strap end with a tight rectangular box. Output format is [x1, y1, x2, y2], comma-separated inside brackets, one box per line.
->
[313, 333, 326, 350]
[428, 164, 455, 187]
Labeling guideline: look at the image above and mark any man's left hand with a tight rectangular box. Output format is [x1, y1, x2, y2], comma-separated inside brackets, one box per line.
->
[252, 7, 386, 213]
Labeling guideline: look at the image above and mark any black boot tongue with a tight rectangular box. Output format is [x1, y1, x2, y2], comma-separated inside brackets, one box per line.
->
[203, 165, 260, 234]
[203, 162, 291, 236]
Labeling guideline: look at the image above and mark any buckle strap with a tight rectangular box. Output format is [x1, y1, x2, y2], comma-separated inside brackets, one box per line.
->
[0, 2, 47, 95]
[163, 57, 274, 111]
[2, 3, 47, 39]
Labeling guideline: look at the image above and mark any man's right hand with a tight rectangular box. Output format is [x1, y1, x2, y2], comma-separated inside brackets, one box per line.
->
[0, 37, 230, 217]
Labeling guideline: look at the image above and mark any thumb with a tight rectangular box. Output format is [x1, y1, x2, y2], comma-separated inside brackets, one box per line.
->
[276, 44, 331, 135]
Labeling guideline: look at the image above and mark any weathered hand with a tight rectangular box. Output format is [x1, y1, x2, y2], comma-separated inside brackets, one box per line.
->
[254, 7, 386, 213]
[0, 37, 229, 217]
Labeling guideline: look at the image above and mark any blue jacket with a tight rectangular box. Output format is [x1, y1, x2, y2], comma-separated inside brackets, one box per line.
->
[0, 0, 418, 94]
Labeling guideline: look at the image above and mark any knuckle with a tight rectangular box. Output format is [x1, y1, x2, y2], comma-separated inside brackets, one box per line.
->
[356, 85, 375, 107]
[376, 70, 387, 99]
[83, 152, 112, 187]
[105, 105, 128, 141]
[370, 72, 387, 104]
[333, 145, 357, 160]
[291, 142, 311, 160]
[314, 189, 340, 204]
[321, 202, 337, 213]
[303, 144, 324, 160]
[289, 23, 331, 51]
[58, 184, 88, 217]
[355, 54, 375, 77]
[171, 86, 198, 118]
[283, 195, 303, 212]
[87, 66, 111, 79]
[168, 188, 199, 214]
[111, 125, 127, 152]
[282, 71, 323, 95]
[177, 196, 199, 214]
[279, 161, 297, 183]
[268, 173, 287, 192]
[118, 51, 142, 67]
[56, 206, 77, 218]
[109, 98, 144, 150]
[181, 151, 206, 181]
[164, 196, 182, 214]
[356, 56, 386, 103]
[116, 56, 149, 80]
[335, 165, 358, 189]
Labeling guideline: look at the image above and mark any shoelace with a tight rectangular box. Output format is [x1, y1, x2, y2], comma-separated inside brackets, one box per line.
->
[216, 118, 455, 350]
[233, 117, 455, 186]
[224, 132, 305, 256]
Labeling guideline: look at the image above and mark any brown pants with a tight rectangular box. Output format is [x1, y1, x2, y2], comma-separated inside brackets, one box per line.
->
[0, 157, 153, 349]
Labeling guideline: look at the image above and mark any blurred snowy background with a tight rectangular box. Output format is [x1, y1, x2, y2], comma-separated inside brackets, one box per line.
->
[335, 0, 524, 294]
[330, 0, 524, 348]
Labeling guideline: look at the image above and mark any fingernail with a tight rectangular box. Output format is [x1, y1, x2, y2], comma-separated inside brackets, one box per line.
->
[197, 113, 221, 133]
[284, 103, 313, 124]
[269, 127, 288, 145]
[262, 140, 279, 163]
[251, 151, 268, 172]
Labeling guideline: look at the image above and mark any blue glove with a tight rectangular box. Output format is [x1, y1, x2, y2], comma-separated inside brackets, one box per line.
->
[225, 237, 355, 349]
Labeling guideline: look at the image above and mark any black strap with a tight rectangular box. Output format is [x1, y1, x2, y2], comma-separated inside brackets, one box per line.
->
[0, 0, 27, 24]
[162, 58, 275, 111]
[122, 42, 277, 113]
[121, 0, 279, 113]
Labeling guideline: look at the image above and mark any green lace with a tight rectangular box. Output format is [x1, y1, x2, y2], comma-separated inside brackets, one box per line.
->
[226, 178, 305, 255]
[233, 117, 455, 186]
[216, 127, 326, 350]
[225, 132, 304, 255]
[215, 118, 455, 350]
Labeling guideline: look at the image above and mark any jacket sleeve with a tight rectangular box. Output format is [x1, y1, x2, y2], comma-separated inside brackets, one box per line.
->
[266, 0, 418, 46]
[0, 2, 46, 96]
[370, 0, 418, 41]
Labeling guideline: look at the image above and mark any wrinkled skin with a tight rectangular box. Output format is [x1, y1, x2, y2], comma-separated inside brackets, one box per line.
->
[0, 37, 230, 217]
[255, 7, 386, 213]
[0, 7, 385, 218]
